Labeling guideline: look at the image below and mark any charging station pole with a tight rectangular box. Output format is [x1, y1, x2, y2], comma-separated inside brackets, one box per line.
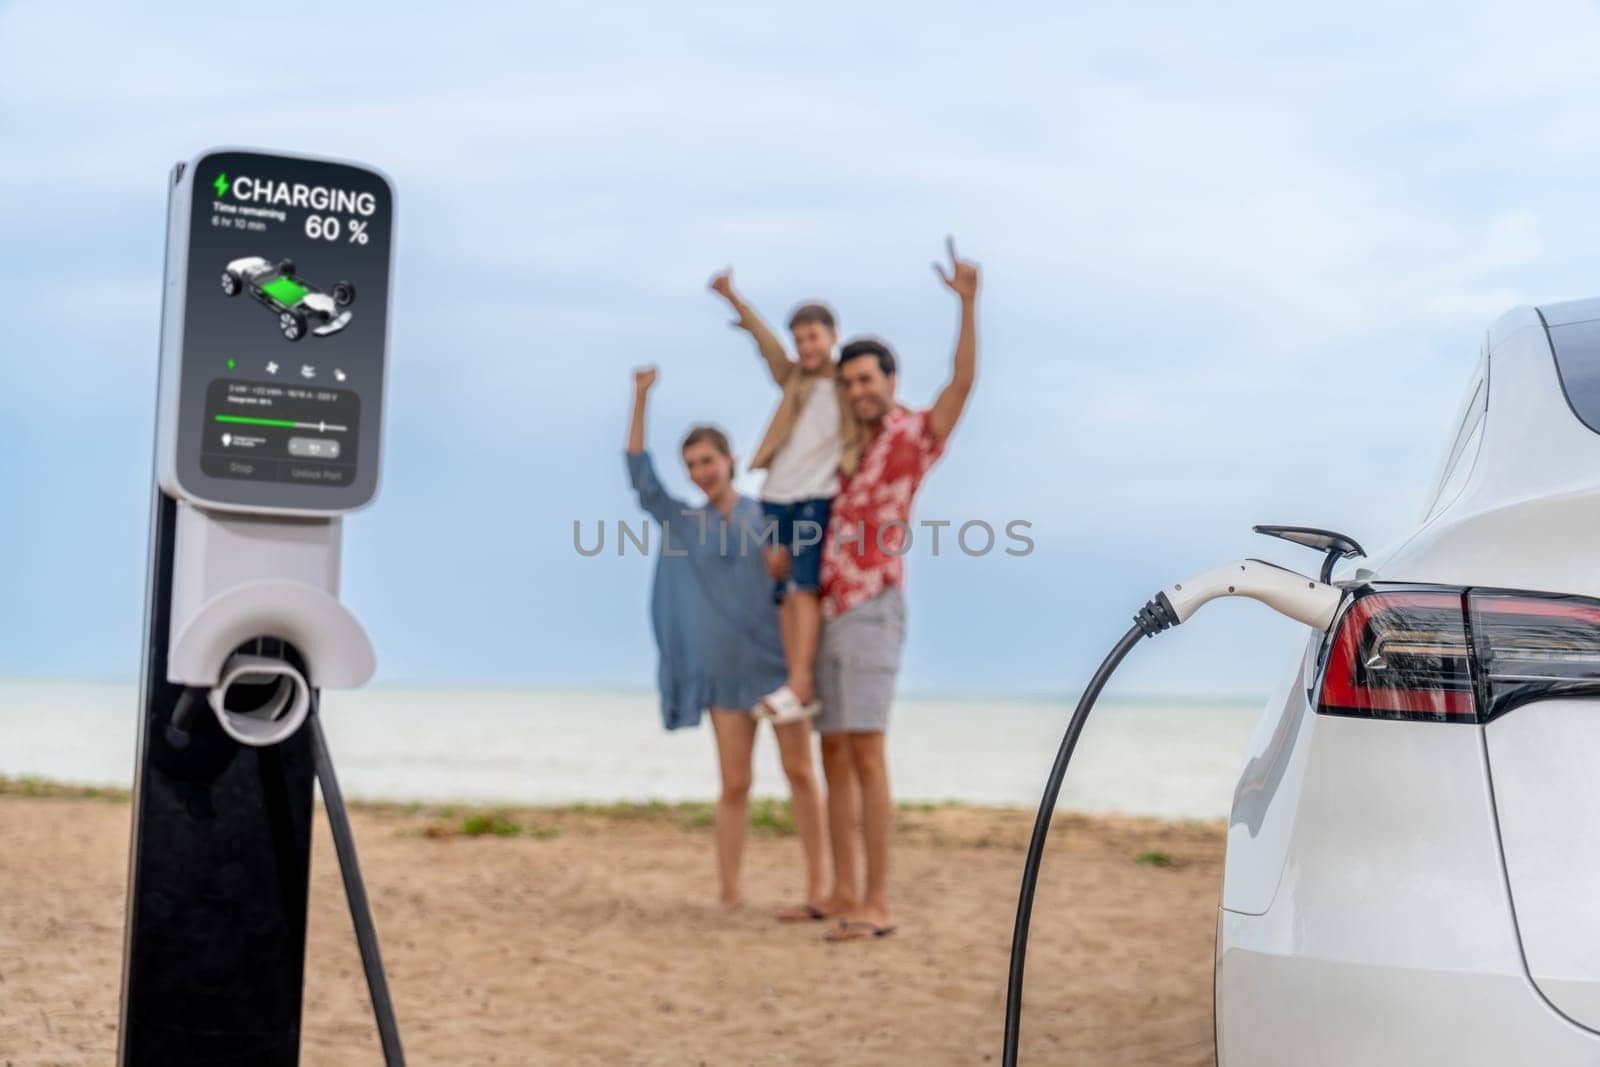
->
[119, 148, 396, 1066]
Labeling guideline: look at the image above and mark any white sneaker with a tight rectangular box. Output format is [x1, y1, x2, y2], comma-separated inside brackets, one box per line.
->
[756, 685, 818, 724]
[751, 685, 790, 720]
[771, 701, 820, 725]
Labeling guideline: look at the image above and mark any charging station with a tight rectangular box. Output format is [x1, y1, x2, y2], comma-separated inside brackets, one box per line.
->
[119, 147, 398, 1066]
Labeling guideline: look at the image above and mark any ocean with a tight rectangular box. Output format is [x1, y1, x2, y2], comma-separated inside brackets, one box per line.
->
[0, 679, 1261, 820]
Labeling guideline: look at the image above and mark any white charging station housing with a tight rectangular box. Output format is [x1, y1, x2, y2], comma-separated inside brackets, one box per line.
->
[151, 146, 396, 704]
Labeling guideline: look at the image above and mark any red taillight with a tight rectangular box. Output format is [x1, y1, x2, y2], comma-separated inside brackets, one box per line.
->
[1317, 586, 1600, 723]
[1318, 590, 1475, 721]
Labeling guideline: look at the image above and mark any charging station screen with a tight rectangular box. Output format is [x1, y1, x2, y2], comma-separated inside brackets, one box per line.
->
[173, 150, 393, 511]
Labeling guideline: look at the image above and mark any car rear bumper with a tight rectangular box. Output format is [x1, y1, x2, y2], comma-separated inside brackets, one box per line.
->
[1218, 908, 1600, 1065]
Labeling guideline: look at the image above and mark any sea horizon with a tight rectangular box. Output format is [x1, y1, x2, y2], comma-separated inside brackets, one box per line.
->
[0, 677, 1265, 820]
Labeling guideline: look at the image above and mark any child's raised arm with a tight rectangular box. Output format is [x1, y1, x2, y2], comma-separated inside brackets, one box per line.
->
[709, 268, 793, 387]
[627, 366, 658, 455]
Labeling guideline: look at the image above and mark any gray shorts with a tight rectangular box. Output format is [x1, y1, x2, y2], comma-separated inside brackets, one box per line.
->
[815, 587, 906, 735]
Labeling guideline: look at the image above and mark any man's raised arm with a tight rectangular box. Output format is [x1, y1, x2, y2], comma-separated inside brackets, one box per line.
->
[709, 268, 794, 387]
[928, 237, 979, 445]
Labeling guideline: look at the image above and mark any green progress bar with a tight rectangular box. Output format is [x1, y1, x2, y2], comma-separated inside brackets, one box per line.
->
[215, 414, 297, 428]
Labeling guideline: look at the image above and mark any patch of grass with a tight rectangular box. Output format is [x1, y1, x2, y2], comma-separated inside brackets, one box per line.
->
[900, 799, 968, 813]
[748, 797, 795, 835]
[1134, 849, 1175, 867]
[458, 813, 523, 837]
[671, 802, 715, 831]
[454, 812, 562, 840]
[568, 799, 680, 821]
[539, 798, 800, 835]
[566, 799, 766, 833]
[0, 775, 128, 802]
[676, 806, 715, 830]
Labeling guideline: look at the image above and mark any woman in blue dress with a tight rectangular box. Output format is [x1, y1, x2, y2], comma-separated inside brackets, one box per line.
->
[626, 367, 829, 918]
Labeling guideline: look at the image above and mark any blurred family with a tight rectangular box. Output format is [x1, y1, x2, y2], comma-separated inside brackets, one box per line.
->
[626, 240, 980, 942]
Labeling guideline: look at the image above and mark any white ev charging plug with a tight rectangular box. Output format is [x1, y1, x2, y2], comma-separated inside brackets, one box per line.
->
[206, 653, 312, 748]
[1004, 556, 1345, 1067]
[1157, 558, 1343, 631]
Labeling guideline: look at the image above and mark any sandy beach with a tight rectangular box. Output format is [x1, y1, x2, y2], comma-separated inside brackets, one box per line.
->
[0, 781, 1222, 1065]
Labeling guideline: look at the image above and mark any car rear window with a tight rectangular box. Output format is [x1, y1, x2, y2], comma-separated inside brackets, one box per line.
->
[1543, 307, 1600, 435]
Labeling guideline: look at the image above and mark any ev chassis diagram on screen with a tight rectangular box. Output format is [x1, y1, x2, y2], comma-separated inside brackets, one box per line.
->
[221, 255, 356, 341]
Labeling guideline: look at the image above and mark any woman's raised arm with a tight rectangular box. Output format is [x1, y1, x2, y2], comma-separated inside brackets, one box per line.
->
[625, 367, 689, 526]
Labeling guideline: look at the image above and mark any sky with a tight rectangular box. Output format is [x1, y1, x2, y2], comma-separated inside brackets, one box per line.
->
[6, 1, 1600, 699]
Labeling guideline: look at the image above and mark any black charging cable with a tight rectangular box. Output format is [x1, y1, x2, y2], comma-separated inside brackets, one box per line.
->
[1002, 593, 1180, 1066]
[310, 700, 407, 1067]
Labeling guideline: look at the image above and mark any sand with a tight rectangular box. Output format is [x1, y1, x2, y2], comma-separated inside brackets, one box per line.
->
[0, 788, 1223, 1065]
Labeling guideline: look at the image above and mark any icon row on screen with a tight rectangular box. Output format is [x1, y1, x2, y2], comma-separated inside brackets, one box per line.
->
[240, 360, 348, 383]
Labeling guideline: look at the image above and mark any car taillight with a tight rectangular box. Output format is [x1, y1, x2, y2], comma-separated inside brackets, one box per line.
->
[1470, 592, 1600, 719]
[1318, 590, 1475, 721]
[1317, 586, 1600, 723]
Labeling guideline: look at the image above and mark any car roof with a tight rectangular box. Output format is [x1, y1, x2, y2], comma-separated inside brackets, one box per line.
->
[1362, 302, 1600, 590]
[1463, 300, 1600, 508]
[1538, 295, 1600, 328]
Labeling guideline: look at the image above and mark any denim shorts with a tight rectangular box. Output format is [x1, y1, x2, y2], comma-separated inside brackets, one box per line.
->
[759, 496, 833, 601]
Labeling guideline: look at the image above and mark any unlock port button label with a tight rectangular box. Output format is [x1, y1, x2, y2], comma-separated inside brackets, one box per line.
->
[288, 436, 342, 460]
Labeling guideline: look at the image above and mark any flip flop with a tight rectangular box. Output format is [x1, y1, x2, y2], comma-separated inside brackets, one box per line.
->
[825, 920, 897, 942]
[776, 903, 830, 923]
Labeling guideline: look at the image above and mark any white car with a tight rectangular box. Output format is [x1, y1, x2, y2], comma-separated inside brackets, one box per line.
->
[1218, 297, 1600, 1063]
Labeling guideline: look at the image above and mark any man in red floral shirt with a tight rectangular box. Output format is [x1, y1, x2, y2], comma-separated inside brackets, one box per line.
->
[815, 239, 979, 942]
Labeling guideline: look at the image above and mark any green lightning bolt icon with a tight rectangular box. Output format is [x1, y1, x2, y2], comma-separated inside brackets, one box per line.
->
[213, 173, 230, 198]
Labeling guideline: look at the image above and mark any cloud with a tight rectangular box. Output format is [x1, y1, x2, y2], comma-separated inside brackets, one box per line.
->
[7, 2, 1600, 694]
